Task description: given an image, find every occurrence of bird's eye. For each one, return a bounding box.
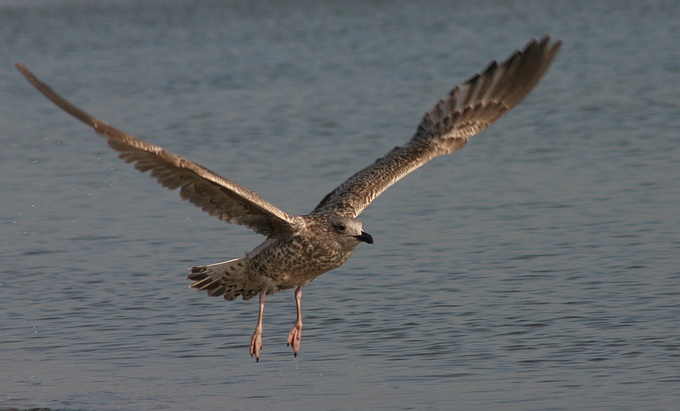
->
[335,224,347,233]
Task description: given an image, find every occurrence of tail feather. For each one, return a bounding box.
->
[188,258,261,301]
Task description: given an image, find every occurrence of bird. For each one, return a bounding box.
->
[15,36,561,361]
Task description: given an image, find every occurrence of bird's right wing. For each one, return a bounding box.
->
[15,63,301,237]
[312,36,561,218]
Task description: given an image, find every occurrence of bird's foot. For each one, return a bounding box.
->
[286,322,303,357]
[250,328,263,362]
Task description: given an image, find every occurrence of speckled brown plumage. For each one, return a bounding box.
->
[15,36,561,361]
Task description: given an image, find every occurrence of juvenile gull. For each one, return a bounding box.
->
[15,36,561,361]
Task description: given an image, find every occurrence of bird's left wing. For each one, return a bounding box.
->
[312,36,561,218]
[15,63,301,237]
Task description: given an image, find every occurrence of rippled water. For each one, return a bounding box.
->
[2,1,680,410]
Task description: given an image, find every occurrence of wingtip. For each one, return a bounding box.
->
[14,62,38,85]
[14,61,27,74]
[538,35,563,51]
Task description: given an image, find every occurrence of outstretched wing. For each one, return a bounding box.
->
[313,36,561,218]
[15,63,300,237]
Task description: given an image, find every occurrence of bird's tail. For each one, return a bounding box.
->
[187,258,260,301]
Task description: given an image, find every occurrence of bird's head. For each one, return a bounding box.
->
[328,215,373,246]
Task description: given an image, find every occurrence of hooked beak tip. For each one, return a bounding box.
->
[355,231,374,244]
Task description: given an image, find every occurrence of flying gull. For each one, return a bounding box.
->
[15,36,561,361]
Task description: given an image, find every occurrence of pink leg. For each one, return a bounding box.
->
[286,286,303,357]
[250,291,266,361]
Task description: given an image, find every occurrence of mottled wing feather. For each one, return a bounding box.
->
[313,36,561,218]
[15,63,300,237]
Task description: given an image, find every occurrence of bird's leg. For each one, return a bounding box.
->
[287,286,303,357]
[250,291,266,361]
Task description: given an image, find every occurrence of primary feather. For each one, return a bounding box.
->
[313,36,561,218]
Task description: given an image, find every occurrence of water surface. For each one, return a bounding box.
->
[2,1,679,410]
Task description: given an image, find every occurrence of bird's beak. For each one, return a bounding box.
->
[355,231,374,244]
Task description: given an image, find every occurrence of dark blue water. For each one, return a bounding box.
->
[2,1,679,410]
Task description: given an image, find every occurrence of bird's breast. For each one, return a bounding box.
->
[249,236,353,287]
